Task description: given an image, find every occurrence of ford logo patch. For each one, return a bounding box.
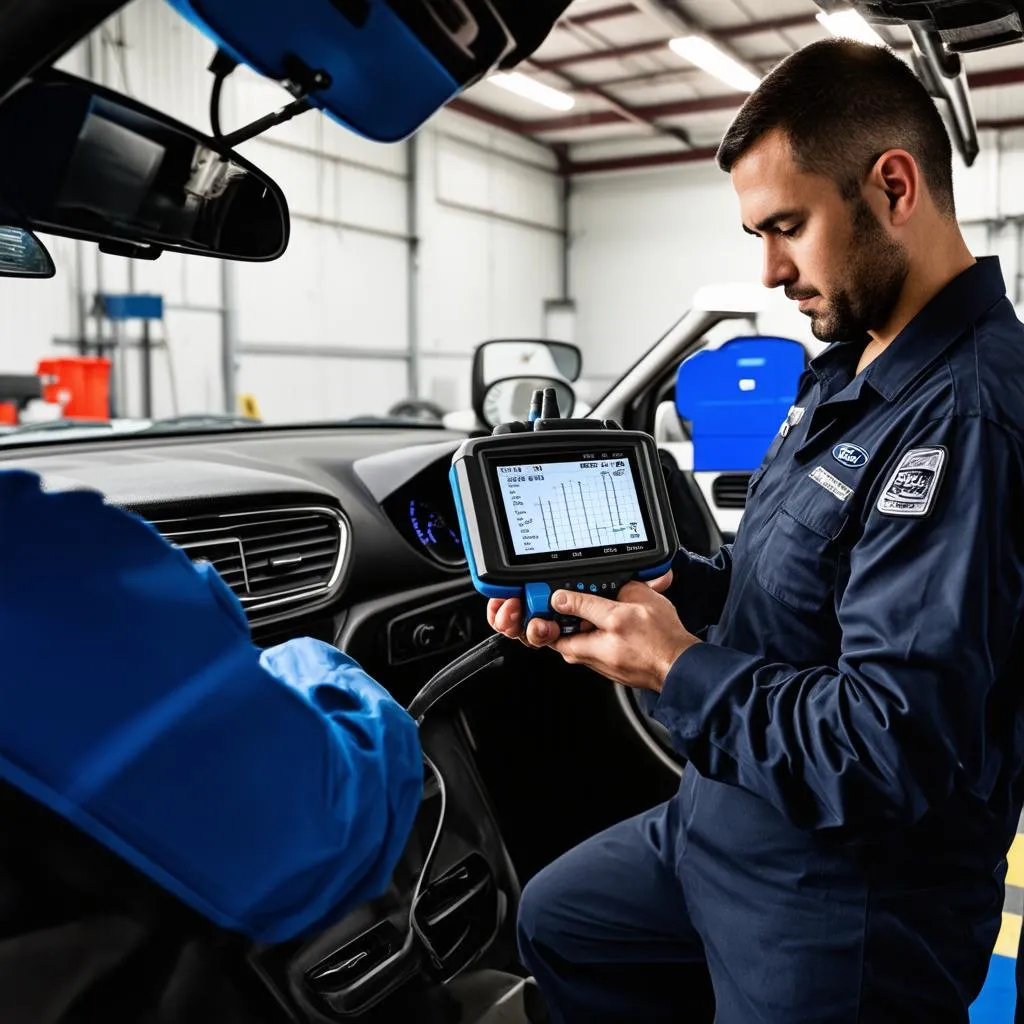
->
[832,443,868,468]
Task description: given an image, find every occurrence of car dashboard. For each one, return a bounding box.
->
[0,425,520,1019]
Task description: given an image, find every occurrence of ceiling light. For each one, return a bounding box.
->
[668,36,761,93]
[487,72,575,112]
[816,9,886,47]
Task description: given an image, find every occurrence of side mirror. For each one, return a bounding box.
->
[0,69,289,262]
[0,227,54,278]
[480,376,575,428]
[471,339,581,426]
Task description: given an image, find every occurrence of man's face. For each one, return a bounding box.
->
[731,129,908,343]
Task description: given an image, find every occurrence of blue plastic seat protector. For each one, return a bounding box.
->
[164,0,460,142]
[0,469,423,944]
[675,336,806,472]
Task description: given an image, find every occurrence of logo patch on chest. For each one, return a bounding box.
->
[876,446,947,517]
[832,442,869,468]
[809,465,853,501]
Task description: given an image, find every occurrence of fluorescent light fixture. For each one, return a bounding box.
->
[816,9,886,47]
[668,36,761,93]
[488,72,575,112]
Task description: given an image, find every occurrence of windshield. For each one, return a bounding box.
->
[0,6,579,446]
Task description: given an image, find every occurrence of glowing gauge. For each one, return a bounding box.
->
[408,499,464,566]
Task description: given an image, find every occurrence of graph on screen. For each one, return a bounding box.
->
[496,459,649,556]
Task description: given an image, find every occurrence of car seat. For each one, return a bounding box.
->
[0,779,540,1023]
[0,779,281,1024]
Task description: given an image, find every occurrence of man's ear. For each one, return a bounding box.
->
[869,149,919,226]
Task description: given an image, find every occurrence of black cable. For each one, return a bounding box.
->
[210,72,225,138]
[207,49,238,140]
[217,98,313,149]
[405,633,512,724]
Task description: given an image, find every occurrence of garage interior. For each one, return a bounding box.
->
[5,0,1022,426]
[3,1,1024,1022]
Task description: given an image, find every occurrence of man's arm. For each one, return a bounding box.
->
[0,470,422,943]
[662,543,734,636]
[653,415,1024,832]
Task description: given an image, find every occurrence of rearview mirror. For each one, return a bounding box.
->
[0,227,54,278]
[481,375,575,428]
[471,339,581,426]
[0,70,288,262]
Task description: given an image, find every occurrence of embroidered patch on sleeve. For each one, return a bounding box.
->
[809,465,853,501]
[876,446,947,518]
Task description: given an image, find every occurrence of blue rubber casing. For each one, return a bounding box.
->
[449,430,678,631]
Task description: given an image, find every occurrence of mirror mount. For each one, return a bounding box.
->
[207,47,327,148]
[98,239,162,260]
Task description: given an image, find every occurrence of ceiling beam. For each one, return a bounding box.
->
[545,9,823,70]
[978,116,1024,131]
[567,109,1024,176]
[716,14,816,39]
[445,97,536,137]
[542,36,669,68]
[967,64,1024,89]
[520,91,742,133]
[520,61,1024,134]
[567,3,636,25]
[632,0,763,98]
[529,57,690,145]
[567,146,719,174]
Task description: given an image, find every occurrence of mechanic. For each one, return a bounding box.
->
[0,469,422,999]
[489,39,1024,1023]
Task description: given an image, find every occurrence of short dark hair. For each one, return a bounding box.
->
[717,39,955,216]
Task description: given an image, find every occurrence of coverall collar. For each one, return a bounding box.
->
[807,256,1007,405]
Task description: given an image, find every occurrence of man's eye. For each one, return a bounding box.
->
[780,225,801,238]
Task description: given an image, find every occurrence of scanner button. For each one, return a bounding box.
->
[576,582,585,591]
[589,584,598,593]
[525,582,552,618]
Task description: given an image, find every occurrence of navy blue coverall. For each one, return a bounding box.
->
[518,257,1024,1023]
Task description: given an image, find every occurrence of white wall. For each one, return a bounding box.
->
[416,115,564,414]
[569,129,1024,381]
[4,0,564,423]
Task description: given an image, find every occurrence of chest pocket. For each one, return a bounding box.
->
[755,478,850,614]
[746,428,790,499]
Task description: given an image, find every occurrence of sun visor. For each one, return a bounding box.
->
[164,0,568,142]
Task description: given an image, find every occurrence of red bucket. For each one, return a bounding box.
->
[36,358,111,420]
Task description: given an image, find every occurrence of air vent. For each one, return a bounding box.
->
[711,473,752,510]
[149,506,349,619]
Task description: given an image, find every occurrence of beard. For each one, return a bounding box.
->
[798,198,909,344]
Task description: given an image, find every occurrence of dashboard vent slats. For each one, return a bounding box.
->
[711,473,752,510]
[148,506,349,621]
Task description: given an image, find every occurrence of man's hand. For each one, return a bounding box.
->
[486,572,698,692]
[487,571,674,642]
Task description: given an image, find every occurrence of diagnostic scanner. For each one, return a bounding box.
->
[450,389,678,635]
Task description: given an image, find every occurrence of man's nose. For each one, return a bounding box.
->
[762,241,796,291]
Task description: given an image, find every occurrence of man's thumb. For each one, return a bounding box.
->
[645,569,673,594]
